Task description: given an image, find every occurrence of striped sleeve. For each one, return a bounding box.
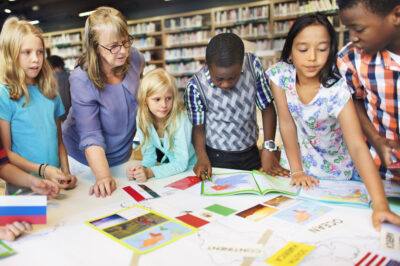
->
[251,54,273,110]
[336,44,365,99]
[184,77,205,125]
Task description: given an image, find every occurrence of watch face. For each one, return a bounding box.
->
[264,141,277,151]
[268,142,276,149]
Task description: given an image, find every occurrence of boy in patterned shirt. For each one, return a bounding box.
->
[185,33,288,180]
[336,0,400,180]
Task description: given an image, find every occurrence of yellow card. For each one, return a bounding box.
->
[265,241,315,266]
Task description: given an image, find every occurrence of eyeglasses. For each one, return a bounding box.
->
[99,36,133,54]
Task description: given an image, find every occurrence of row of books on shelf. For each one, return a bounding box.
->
[215,23,270,38]
[165,47,206,61]
[129,22,158,35]
[51,46,82,58]
[274,20,295,35]
[47,33,81,46]
[175,76,191,89]
[214,5,269,25]
[253,38,284,52]
[132,37,158,49]
[274,0,338,17]
[164,15,206,31]
[165,31,211,46]
[166,61,202,75]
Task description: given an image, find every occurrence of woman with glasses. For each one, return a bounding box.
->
[62,6,144,198]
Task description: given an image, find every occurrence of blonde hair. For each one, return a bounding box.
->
[0,17,58,106]
[79,6,130,89]
[137,68,182,153]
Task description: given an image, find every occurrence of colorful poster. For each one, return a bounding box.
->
[236,204,279,222]
[86,205,197,254]
[264,195,300,209]
[274,201,333,225]
[298,180,370,206]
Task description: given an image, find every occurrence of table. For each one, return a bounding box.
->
[2,160,399,266]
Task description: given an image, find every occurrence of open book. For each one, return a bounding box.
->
[201,171,298,196]
[202,171,400,208]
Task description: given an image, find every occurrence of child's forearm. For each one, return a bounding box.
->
[0,163,38,188]
[5,150,42,176]
[58,142,70,174]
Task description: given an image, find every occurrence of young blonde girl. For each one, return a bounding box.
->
[267,13,400,230]
[126,68,197,182]
[0,17,76,191]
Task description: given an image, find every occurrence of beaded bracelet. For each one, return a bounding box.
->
[40,163,48,178]
[291,170,304,176]
[38,164,44,176]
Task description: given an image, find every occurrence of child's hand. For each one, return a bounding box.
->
[372,204,400,231]
[132,166,148,183]
[0,221,32,241]
[126,167,135,180]
[30,178,60,200]
[194,157,212,181]
[44,166,75,189]
[290,172,319,190]
[374,136,400,176]
[62,174,77,189]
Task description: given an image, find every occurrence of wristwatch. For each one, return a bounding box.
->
[262,140,278,151]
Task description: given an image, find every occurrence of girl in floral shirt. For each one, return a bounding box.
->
[267,13,400,230]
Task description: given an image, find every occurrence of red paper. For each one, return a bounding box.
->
[165,176,201,190]
[123,186,145,202]
[176,214,209,228]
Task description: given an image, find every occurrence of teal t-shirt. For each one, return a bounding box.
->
[0,84,65,170]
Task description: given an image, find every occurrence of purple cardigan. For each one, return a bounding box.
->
[62,49,144,166]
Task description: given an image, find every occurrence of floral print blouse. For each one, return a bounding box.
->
[266,61,354,180]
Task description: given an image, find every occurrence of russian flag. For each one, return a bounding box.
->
[0,196,47,225]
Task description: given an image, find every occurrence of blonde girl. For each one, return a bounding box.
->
[126,68,197,182]
[0,17,76,191]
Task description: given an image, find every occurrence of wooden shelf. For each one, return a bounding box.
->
[147,60,164,65]
[165,57,205,63]
[137,46,164,51]
[165,42,208,49]
[43,0,344,74]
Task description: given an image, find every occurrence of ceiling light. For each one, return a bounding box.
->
[32,5,39,11]
[78,10,94,17]
[29,20,39,25]
[4,9,11,13]
[8,0,16,2]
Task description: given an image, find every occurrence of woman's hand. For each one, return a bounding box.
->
[89,176,116,198]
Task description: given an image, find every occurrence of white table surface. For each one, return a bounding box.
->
[1,160,399,266]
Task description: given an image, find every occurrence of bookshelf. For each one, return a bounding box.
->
[43,28,84,71]
[43,0,346,88]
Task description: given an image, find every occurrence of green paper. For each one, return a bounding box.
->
[0,241,15,258]
[205,204,236,216]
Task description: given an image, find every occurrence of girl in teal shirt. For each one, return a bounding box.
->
[0,17,76,190]
[126,68,196,182]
